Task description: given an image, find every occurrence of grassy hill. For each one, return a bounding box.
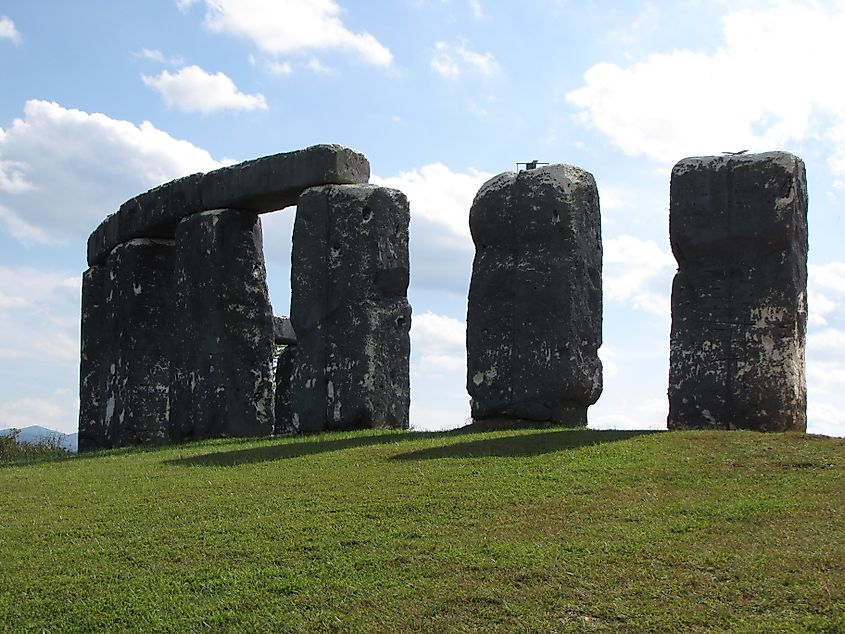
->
[1,427,843,632]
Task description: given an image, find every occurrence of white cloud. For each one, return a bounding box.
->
[142,65,267,113]
[133,48,185,66]
[810,261,845,294]
[0,394,79,434]
[604,235,675,315]
[468,0,485,20]
[411,311,466,379]
[374,163,491,241]
[808,290,838,327]
[180,0,392,67]
[0,16,21,43]
[808,327,845,352]
[807,402,845,438]
[0,267,80,365]
[0,99,226,244]
[567,3,845,172]
[266,60,293,75]
[431,40,498,79]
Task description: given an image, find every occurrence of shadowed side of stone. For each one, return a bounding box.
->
[78,265,110,451]
[668,151,808,432]
[170,209,275,441]
[104,239,175,448]
[274,345,298,434]
[87,144,370,266]
[273,315,297,345]
[466,165,603,426]
[290,184,411,432]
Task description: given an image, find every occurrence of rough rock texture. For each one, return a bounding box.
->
[87,144,370,265]
[104,239,175,447]
[290,184,411,432]
[78,265,110,452]
[170,209,275,441]
[466,165,603,426]
[273,315,297,345]
[668,152,808,432]
[274,345,298,434]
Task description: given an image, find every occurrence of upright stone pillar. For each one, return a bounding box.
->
[466,165,603,426]
[668,152,808,432]
[104,239,175,447]
[272,316,298,435]
[170,209,275,441]
[290,185,411,432]
[78,265,110,451]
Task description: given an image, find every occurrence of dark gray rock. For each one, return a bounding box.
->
[290,184,411,432]
[668,152,808,432]
[466,165,603,426]
[78,264,110,452]
[273,315,297,345]
[273,345,298,434]
[170,209,275,441]
[87,144,370,266]
[103,239,175,447]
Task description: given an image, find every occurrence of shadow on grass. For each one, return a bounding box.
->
[392,429,661,460]
[165,431,423,467]
[167,427,661,467]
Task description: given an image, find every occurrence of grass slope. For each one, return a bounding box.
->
[1,428,843,633]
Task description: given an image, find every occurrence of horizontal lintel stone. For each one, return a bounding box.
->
[87,144,370,266]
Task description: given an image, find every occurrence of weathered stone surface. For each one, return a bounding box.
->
[104,239,175,447]
[78,265,110,452]
[170,209,275,441]
[273,315,297,345]
[668,152,808,432]
[466,165,603,426]
[87,144,370,266]
[273,345,298,434]
[290,184,411,432]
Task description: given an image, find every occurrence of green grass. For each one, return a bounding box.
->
[0,431,70,465]
[1,428,843,633]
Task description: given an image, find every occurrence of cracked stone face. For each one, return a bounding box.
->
[170,209,275,441]
[668,152,808,432]
[289,184,411,432]
[466,164,603,426]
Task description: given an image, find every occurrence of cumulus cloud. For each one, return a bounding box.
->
[142,65,267,113]
[0,100,226,244]
[604,235,675,315]
[0,267,80,364]
[409,311,469,430]
[374,163,490,241]
[133,48,185,66]
[179,0,392,67]
[0,394,79,434]
[431,40,498,79]
[567,3,845,174]
[807,402,845,438]
[0,16,21,43]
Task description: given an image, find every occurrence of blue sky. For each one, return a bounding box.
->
[1,0,844,437]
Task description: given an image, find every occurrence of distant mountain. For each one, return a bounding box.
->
[0,425,78,452]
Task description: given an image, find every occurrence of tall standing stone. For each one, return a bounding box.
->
[104,239,175,447]
[466,165,603,426]
[170,209,275,441]
[78,264,110,451]
[668,152,808,432]
[290,185,411,432]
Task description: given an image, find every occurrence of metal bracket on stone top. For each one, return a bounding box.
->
[516,160,549,172]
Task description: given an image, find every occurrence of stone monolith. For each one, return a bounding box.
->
[78,264,110,451]
[289,184,411,432]
[104,239,175,447]
[170,209,275,441]
[466,165,603,426]
[668,152,808,432]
